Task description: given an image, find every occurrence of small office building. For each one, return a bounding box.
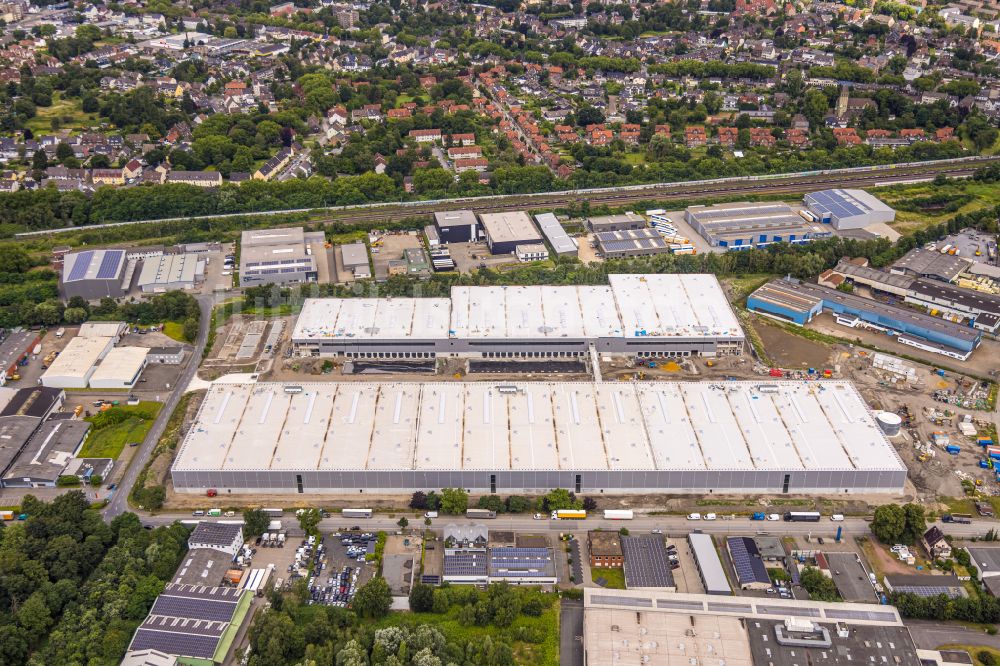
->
[147,347,184,365]
[339,242,371,279]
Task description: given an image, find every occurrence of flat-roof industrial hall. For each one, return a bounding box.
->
[171,380,906,495]
[291,273,745,359]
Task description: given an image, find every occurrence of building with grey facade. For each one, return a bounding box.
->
[291,273,745,359]
[479,211,542,255]
[239,227,321,287]
[171,379,907,495]
[60,249,129,300]
[804,189,896,230]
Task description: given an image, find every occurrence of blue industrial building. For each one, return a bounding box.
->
[748,279,981,358]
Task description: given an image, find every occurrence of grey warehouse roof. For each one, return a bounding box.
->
[534,213,578,255]
[892,248,971,282]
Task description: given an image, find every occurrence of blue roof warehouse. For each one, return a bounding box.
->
[747,279,982,360]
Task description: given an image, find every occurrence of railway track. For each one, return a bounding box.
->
[14,156,995,237]
[314,165,981,224]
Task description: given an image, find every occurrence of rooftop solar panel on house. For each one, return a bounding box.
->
[67,251,94,281]
[727,537,771,587]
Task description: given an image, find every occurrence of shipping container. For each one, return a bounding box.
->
[0,510,13,521]
[603,509,634,520]
[946,445,961,455]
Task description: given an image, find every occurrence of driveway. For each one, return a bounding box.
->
[560,598,584,666]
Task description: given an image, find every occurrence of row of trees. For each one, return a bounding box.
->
[0,493,190,665]
[408,488,598,515]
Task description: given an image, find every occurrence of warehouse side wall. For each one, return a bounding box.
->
[172,468,907,494]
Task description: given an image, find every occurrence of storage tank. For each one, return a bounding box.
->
[876,411,902,437]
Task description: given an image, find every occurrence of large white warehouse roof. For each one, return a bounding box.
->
[173,381,904,475]
[292,274,742,342]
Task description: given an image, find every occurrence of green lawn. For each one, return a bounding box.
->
[80,403,162,459]
[374,602,559,666]
[623,152,647,165]
[161,321,186,342]
[24,92,99,135]
[592,567,626,589]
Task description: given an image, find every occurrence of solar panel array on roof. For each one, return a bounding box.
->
[443,552,487,577]
[823,609,900,622]
[67,251,94,281]
[488,547,553,577]
[621,536,675,589]
[97,250,124,279]
[727,537,771,588]
[128,584,242,660]
[808,190,867,218]
[130,627,222,660]
[888,584,963,599]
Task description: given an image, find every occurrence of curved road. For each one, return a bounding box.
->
[103,295,213,520]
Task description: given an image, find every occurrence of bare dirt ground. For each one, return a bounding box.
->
[755,320,833,369]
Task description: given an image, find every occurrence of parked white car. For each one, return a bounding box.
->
[687,513,702,521]
[767,514,780,521]
[830,514,845,522]
[704,513,717,521]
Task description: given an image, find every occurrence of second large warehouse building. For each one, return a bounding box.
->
[291,273,745,359]
[171,380,907,495]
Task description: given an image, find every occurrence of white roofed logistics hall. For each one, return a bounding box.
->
[291,274,745,358]
[171,380,906,495]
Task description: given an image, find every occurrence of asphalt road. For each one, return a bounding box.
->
[103,294,213,520]
[560,598,584,666]
[135,512,997,541]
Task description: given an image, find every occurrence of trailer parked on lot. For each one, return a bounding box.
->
[603,510,634,520]
[342,508,373,519]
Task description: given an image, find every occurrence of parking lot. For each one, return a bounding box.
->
[295,530,378,608]
[664,535,703,594]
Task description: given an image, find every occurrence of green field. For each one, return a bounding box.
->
[80,403,162,459]
[24,92,100,136]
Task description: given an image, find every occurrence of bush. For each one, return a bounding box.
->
[978,651,997,666]
[56,475,80,487]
